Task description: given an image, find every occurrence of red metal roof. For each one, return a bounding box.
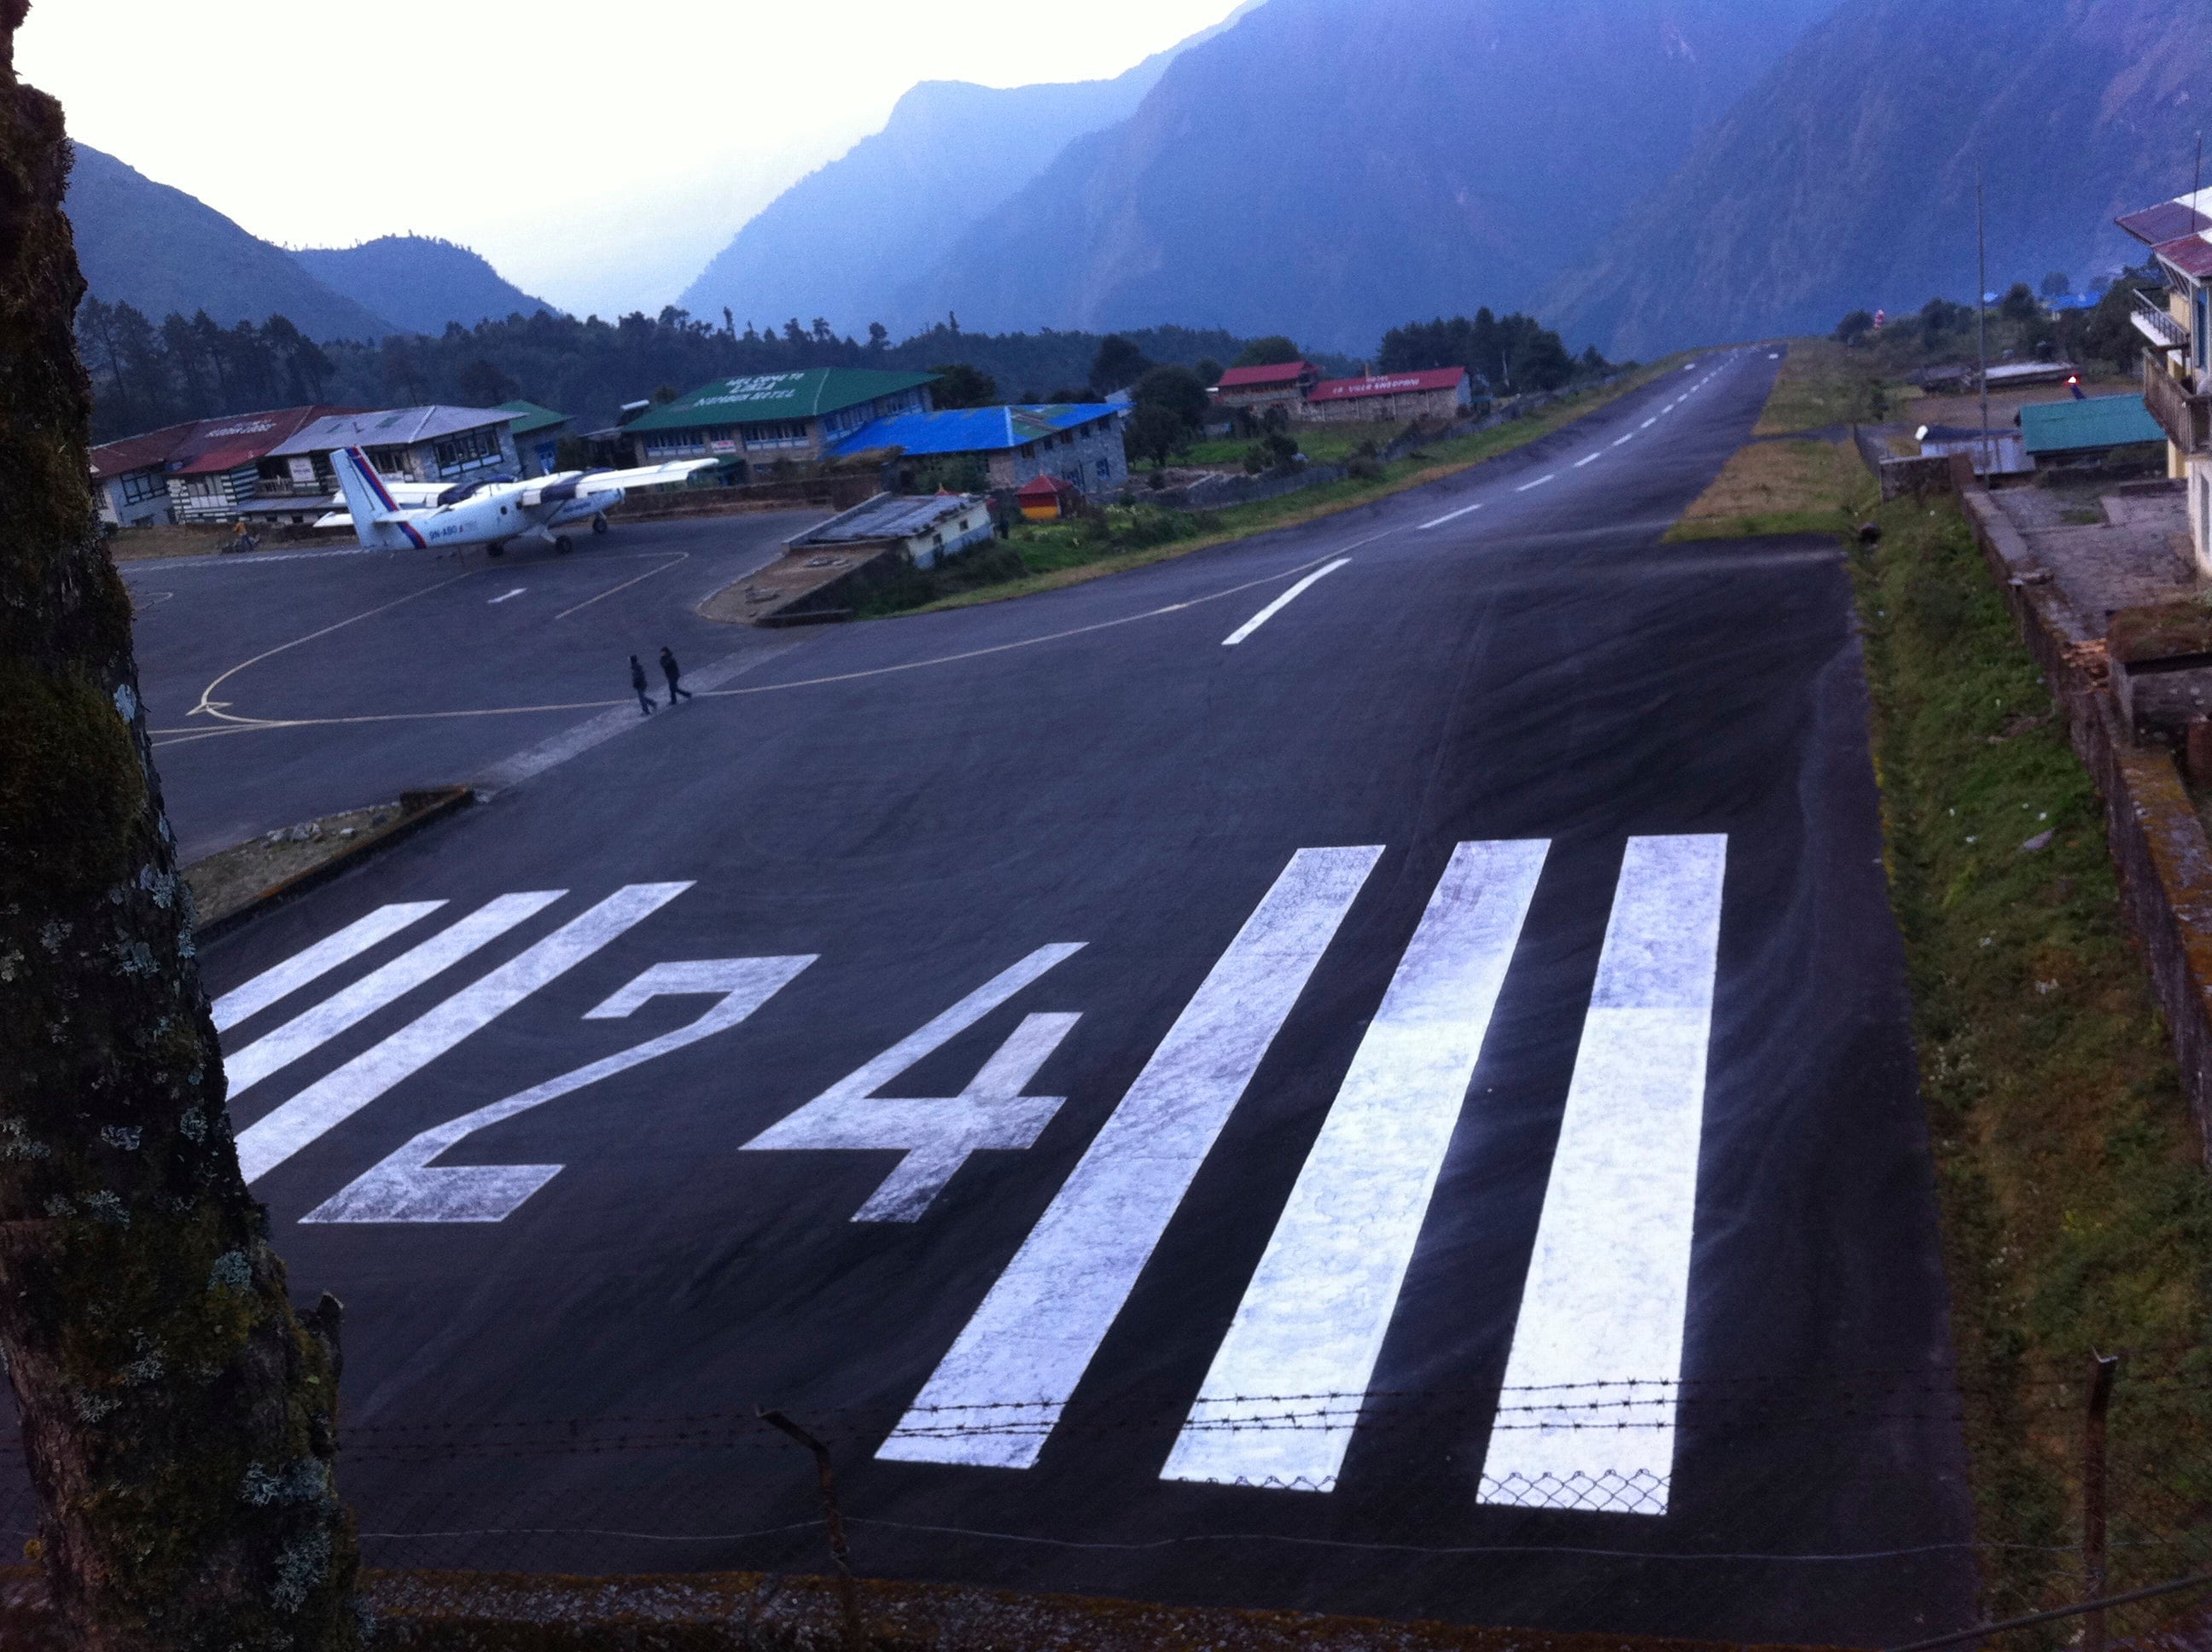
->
[1214,362,1313,390]
[1018,473,1081,499]
[90,405,364,481]
[1308,367,1469,404]
[2155,233,2212,283]
[89,421,201,480]
[2118,201,2212,247]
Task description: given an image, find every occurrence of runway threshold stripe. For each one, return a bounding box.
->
[235,883,690,1184]
[1222,559,1350,646]
[212,903,446,1032]
[1476,835,1727,1520]
[224,893,566,1097]
[877,847,1382,1470]
[1162,841,1549,1493]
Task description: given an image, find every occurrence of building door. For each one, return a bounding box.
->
[2197,285,2210,378]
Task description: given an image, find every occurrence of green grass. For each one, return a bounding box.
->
[1850,493,2212,1628]
[866,364,1685,618]
[1664,509,1855,541]
[1180,421,1402,468]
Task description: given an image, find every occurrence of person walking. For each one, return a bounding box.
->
[630,654,656,715]
[660,646,694,704]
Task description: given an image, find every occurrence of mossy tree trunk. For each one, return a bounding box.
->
[0,6,361,1646]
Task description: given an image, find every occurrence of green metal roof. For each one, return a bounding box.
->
[623,369,937,434]
[2019,394,2166,455]
[498,399,571,438]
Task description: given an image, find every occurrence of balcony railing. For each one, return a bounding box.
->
[2144,358,2211,456]
[2133,287,2191,355]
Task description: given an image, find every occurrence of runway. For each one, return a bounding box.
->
[107,352,1976,1642]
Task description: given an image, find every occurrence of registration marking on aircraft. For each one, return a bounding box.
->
[489,589,527,604]
[1516,474,1557,492]
[878,846,1383,1470]
[1419,502,1487,531]
[1222,559,1352,646]
[1476,834,1728,1519]
[1163,839,1550,1492]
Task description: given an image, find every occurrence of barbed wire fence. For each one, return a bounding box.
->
[0,1352,2203,1644]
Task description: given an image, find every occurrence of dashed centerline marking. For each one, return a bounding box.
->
[1418,502,1486,531]
[1222,558,1352,647]
[1613,433,1636,447]
[1641,418,1658,429]
[1516,474,1557,492]
[489,589,527,605]
[1573,455,1599,468]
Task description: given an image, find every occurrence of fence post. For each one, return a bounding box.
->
[2084,1352,2121,1652]
[760,1409,865,1652]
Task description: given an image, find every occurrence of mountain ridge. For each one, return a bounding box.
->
[292,236,560,335]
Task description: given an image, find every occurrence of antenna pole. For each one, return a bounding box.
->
[1977,163,1991,470]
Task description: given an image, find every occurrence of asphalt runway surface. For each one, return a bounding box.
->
[91,354,1976,1643]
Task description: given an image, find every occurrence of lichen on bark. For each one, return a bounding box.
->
[0,3,362,1646]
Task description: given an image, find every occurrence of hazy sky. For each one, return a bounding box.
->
[19,1,1248,316]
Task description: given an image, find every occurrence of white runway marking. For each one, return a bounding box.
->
[1516,474,1556,492]
[212,903,445,1032]
[878,846,1383,1471]
[1573,454,1600,468]
[1222,559,1351,647]
[303,957,814,1224]
[236,883,690,1183]
[1476,835,1727,1519]
[1163,840,1550,1492]
[1418,502,1486,531]
[224,893,566,1098]
[742,945,1086,1221]
[1642,418,1658,429]
[489,588,527,604]
[1612,433,1635,447]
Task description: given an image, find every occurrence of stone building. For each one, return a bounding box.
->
[830,403,1128,496]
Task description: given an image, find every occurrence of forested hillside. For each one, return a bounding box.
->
[66,145,392,340]
[292,237,558,335]
[1549,0,2212,357]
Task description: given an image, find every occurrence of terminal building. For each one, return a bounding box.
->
[1299,367,1477,424]
[90,404,360,528]
[828,403,1128,497]
[620,369,937,474]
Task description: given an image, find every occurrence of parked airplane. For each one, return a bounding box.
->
[322,446,717,556]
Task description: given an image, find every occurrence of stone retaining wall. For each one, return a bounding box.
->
[1961,487,2212,1155]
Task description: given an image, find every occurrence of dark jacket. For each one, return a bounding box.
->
[630,659,649,690]
[659,649,681,681]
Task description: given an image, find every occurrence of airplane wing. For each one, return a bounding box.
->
[524,459,719,507]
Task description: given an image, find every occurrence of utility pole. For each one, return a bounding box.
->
[1977,162,1992,474]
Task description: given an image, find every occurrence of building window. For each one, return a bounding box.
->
[119,470,166,505]
[1096,458,1111,481]
[644,431,707,458]
[433,427,504,477]
[742,420,811,451]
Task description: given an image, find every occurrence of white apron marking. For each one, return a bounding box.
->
[489,588,527,604]
[1222,559,1351,647]
[1476,835,1727,1518]
[1418,502,1486,531]
[212,903,445,1032]
[1163,840,1550,1492]
[236,883,690,1183]
[302,956,814,1223]
[224,893,565,1097]
[742,945,1086,1221]
[878,846,1383,1470]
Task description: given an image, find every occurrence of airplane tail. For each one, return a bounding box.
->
[330,446,419,548]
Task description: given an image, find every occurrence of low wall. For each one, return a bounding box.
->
[1960,487,2212,1155]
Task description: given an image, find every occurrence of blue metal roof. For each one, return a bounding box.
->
[829,404,1119,460]
[2019,393,2166,455]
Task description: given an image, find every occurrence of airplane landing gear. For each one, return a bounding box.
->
[555,536,575,556]
[591,513,609,535]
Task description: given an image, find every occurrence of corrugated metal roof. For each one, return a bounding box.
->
[1215,362,1313,389]
[827,404,1117,460]
[625,369,937,435]
[498,399,571,437]
[2155,233,2212,283]
[789,491,981,546]
[167,405,365,476]
[1309,367,1468,403]
[2019,394,2167,455]
[270,405,518,457]
[90,419,203,480]
[2118,193,2212,247]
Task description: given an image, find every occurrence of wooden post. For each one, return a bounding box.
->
[2084,1353,2121,1652]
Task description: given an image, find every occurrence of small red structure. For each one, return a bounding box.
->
[1211,361,1319,411]
[1018,474,1083,521]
